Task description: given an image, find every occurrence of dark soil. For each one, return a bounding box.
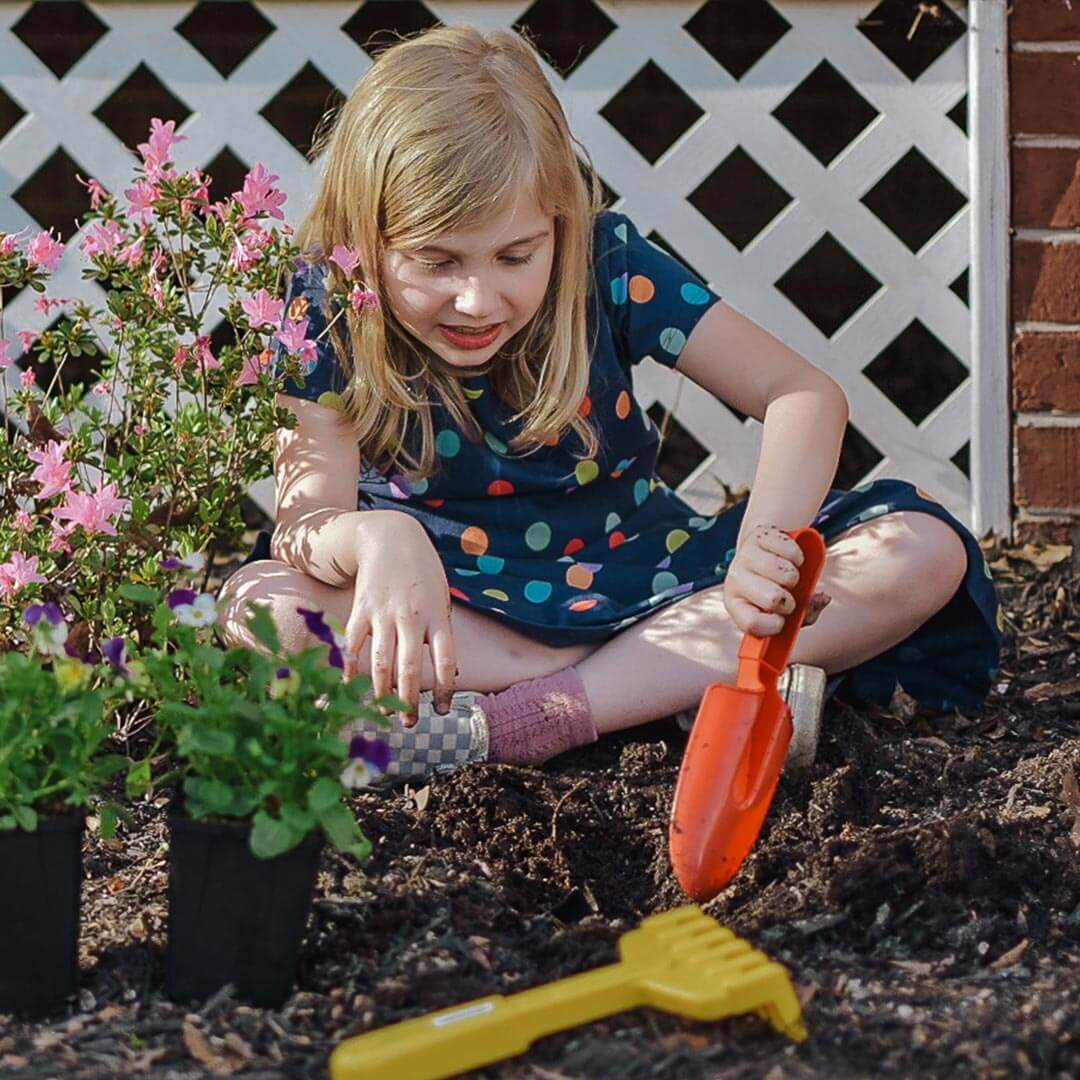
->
[1,534,1078,1079]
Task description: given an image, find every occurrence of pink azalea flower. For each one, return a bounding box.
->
[180,170,211,216]
[349,286,380,314]
[13,510,34,532]
[33,296,67,315]
[0,339,12,370]
[51,480,131,537]
[137,119,185,182]
[0,552,48,597]
[228,226,271,272]
[172,344,189,371]
[16,330,38,352]
[24,229,64,272]
[240,287,284,328]
[124,177,159,221]
[48,520,75,554]
[235,347,273,387]
[75,174,109,209]
[20,369,36,389]
[274,318,318,368]
[330,245,361,276]
[0,229,28,256]
[80,219,127,259]
[133,422,149,436]
[235,163,286,222]
[27,439,73,500]
[194,335,221,372]
[116,235,145,267]
[92,380,113,397]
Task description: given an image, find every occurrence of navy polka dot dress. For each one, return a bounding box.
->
[255,210,1002,713]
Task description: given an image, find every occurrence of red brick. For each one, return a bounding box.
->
[1014,424,1080,506]
[1011,147,1080,227]
[1010,0,1080,41]
[1010,53,1080,135]
[1012,239,1080,322]
[1014,514,1080,544]
[1013,332,1080,410]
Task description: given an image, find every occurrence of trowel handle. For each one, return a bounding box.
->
[736,528,826,690]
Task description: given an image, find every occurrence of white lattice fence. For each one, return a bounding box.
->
[0,0,1009,535]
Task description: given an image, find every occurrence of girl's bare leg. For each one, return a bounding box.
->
[574,511,970,735]
[217,559,602,694]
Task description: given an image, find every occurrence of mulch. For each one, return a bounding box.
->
[1,534,1077,1079]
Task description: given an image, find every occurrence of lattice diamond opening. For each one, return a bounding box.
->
[951,443,969,479]
[950,269,969,307]
[689,148,793,252]
[260,62,343,158]
[683,0,792,81]
[773,61,880,168]
[342,1,441,58]
[858,0,966,81]
[93,64,191,156]
[0,87,26,143]
[600,61,704,165]
[861,146,967,254]
[776,235,883,339]
[835,423,885,491]
[203,147,251,207]
[12,1,108,80]
[862,321,968,426]
[175,1,275,78]
[648,403,711,491]
[948,94,967,134]
[514,0,616,79]
[13,147,93,242]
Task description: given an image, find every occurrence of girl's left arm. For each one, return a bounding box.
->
[675,299,849,546]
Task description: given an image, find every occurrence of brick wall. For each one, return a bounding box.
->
[1009,1,1080,543]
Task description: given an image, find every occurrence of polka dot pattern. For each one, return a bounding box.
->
[268,214,1000,717]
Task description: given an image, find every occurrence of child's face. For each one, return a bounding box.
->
[381,189,555,371]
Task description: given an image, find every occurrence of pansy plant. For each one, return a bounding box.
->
[120,560,402,860]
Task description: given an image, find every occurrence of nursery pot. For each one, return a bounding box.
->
[166,798,324,1009]
[0,812,84,1017]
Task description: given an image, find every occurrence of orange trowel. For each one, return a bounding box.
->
[670,527,826,902]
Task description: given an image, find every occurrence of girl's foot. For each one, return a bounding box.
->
[673,662,827,777]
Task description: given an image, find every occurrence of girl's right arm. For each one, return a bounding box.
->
[271,394,457,718]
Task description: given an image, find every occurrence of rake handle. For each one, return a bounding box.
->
[328,961,643,1080]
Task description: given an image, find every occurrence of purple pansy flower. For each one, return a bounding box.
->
[296,606,344,669]
[349,734,392,771]
[102,636,130,674]
[167,587,198,610]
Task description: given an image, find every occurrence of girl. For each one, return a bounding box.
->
[218,25,1002,785]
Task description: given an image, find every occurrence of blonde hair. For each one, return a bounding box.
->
[294,24,605,480]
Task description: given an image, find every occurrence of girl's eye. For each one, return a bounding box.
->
[415,253,535,274]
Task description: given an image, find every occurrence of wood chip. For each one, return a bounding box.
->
[890,959,934,976]
[1062,769,1080,849]
[990,939,1030,970]
[1023,678,1080,703]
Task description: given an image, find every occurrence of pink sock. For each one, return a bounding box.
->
[480,666,598,766]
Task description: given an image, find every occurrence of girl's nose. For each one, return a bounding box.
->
[453,277,495,319]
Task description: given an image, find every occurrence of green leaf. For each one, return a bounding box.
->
[178,726,235,756]
[307,777,342,816]
[245,603,281,654]
[185,777,234,815]
[126,758,152,798]
[279,803,315,835]
[12,804,37,831]
[99,803,118,840]
[118,583,161,605]
[317,803,362,854]
[250,810,298,860]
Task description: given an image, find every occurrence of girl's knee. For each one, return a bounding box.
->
[896,512,968,611]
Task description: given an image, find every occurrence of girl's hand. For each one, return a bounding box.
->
[723,523,831,637]
[342,513,456,726]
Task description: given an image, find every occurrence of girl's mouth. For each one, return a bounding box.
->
[438,323,503,350]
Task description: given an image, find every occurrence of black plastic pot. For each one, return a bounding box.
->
[166,799,323,1008]
[0,812,84,1017]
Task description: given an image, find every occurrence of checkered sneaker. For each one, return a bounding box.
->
[674,663,827,777]
[341,690,489,787]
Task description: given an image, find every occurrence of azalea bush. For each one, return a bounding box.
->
[120,565,400,860]
[0,116,375,655]
[0,602,135,835]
